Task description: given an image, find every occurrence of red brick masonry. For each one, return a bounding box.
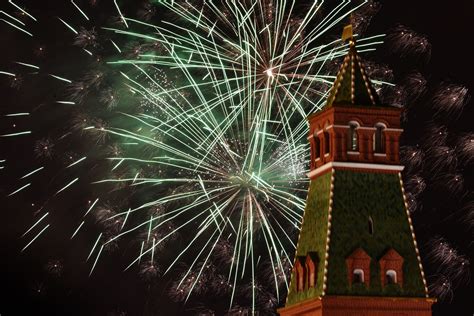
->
[345,248,372,287]
[308,106,403,170]
[278,295,434,316]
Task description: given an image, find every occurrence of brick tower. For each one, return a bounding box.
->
[278,26,435,316]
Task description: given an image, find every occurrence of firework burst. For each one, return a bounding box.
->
[1,0,388,313]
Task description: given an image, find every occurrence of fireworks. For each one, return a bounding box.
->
[425,237,470,302]
[389,26,472,304]
[432,83,470,120]
[94,13,384,310]
[386,25,432,62]
[34,138,55,159]
[2,0,471,314]
[1,0,388,312]
[45,259,64,277]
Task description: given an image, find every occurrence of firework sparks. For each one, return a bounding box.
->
[1,0,389,313]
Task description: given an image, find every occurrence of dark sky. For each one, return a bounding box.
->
[1,0,473,315]
[376,0,474,86]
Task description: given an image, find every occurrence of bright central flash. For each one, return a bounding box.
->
[265,68,274,78]
[230,174,254,188]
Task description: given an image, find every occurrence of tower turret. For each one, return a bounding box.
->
[279,26,435,316]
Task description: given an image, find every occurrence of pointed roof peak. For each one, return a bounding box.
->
[380,248,404,261]
[325,25,381,108]
[347,247,371,260]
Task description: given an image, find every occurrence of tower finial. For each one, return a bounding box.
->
[341,24,353,43]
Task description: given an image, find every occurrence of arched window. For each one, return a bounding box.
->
[306,260,315,288]
[323,131,330,155]
[379,249,404,287]
[348,121,359,151]
[368,216,374,235]
[305,253,318,289]
[346,248,371,286]
[386,270,397,284]
[353,269,364,284]
[374,123,386,154]
[314,133,321,159]
[295,257,306,292]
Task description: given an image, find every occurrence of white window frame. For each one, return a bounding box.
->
[348,121,360,152]
[353,268,365,283]
[373,122,387,154]
[386,269,397,284]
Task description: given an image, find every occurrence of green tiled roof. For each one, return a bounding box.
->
[286,172,332,305]
[325,171,426,297]
[286,170,426,306]
[325,41,381,108]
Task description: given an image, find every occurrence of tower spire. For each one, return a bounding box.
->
[325,24,380,108]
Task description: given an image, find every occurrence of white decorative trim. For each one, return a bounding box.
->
[355,54,377,105]
[399,173,430,297]
[307,163,333,178]
[307,162,404,178]
[309,128,333,136]
[374,153,387,157]
[287,175,310,303]
[333,125,403,133]
[324,153,330,157]
[348,120,360,127]
[286,168,335,302]
[385,128,404,132]
[347,151,360,155]
[322,169,335,296]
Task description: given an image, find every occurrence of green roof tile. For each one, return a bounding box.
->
[286,171,426,307]
[325,42,381,108]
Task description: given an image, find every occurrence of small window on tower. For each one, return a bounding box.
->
[314,135,321,159]
[295,257,306,292]
[379,249,404,287]
[368,216,374,235]
[324,131,330,155]
[348,122,359,151]
[353,269,364,284]
[305,252,318,289]
[374,123,386,154]
[386,270,397,284]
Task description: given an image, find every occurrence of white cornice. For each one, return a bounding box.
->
[307,161,404,178]
[307,162,333,178]
[385,128,404,132]
[332,124,403,133]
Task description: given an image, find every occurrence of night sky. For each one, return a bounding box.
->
[1,0,473,315]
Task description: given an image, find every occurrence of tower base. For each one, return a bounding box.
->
[278,296,434,316]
